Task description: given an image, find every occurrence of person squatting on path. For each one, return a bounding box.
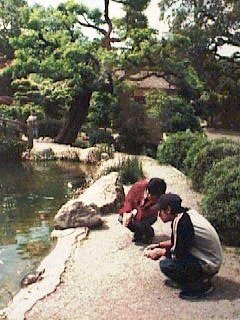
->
[145,193,223,300]
[118,178,167,244]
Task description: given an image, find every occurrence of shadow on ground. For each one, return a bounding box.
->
[209,276,240,301]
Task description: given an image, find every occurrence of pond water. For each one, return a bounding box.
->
[0,161,95,308]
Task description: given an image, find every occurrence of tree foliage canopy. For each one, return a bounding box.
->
[159,0,240,127]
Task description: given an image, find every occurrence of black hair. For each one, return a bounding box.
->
[147,178,166,197]
[158,193,189,214]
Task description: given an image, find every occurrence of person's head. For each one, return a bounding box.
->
[147,178,166,200]
[157,193,184,223]
[30,109,36,115]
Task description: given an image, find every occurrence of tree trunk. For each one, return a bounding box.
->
[55,91,92,145]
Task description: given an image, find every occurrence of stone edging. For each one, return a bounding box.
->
[0,228,88,320]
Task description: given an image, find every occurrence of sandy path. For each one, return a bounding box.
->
[25,158,240,320]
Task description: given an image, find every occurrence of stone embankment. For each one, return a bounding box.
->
[1,152,240,320]
[25,140,105,163]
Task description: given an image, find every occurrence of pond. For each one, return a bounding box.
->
[0,161,95,308]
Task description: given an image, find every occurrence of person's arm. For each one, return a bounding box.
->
[145,239,172,251]
[144,247,166,260]
[141,202,160,218]
[119,184,138,214]
[122,209,137,227]
[171,214,194,259]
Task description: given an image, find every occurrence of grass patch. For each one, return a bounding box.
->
[104,157,144,185]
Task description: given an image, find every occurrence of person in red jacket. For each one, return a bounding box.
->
[119,178,167,244]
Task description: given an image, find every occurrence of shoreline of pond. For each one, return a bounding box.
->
[0,160,97,311]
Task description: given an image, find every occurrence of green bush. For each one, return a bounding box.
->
[116,126,148,154]
[190,139,240,191]
[88,129,114,147]
[73,138,89,149]
[104,157,144,185]
[201,155,240,246]
[38,119,63,138]
[156,132,206,170]
[0,139,27,161]
[184,136,208,174]
[146,93,202,133]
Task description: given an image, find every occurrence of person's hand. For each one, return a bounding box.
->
[159,239,172,248]
[144,248,166,260]
[122,212,133,227]
[145,243,160,251]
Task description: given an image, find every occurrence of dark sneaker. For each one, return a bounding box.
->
[179,283,214,300]
[142,227,154,244]
[132,234,143,243]
[164,279,180,289]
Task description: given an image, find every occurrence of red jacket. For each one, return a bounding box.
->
[119,179,159,221]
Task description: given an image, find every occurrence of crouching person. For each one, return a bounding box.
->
[145,193,222,299]
[119,178,166,244]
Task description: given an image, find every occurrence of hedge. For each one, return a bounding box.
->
[156,132,206,170]
[201,155,240,246]
[183,136,208,174]
[189,139,240,191]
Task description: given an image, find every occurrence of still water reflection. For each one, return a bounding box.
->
[0,161,95,308]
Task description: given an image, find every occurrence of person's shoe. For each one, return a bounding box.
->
[132,234,143,243]
[164,279,180,289]
[179,283,214,300]
[142,227,154,244]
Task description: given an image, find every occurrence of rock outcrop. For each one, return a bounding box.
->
[29,142,102,163]
[78,172,125,214]
[54,172,125,230]
[54,201,103,230]
[30,147,55,160]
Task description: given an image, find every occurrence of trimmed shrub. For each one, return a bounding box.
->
[156,132,206,170]
[104,157,144,185]
[190,139,240,191]
[184,136,208,174]
[201,155,240,246]
[38,119,63,138]
[0,139,27,161]
[146,93,202,133]
[117,125,148,154]
[88,129,114,147]
[73,138,89,149]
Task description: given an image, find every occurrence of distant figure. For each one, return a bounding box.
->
[26,109,39,139]
[26,109,38,148]
[145,193,223,300]
[119,178,167,244]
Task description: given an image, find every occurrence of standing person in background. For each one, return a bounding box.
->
[119,178,167,244]
[145,193,223,299]
[26,109,39,139]
[26,109,39,148]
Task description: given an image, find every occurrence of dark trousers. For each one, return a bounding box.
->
[160,255,214,291]
[118,215,157,239]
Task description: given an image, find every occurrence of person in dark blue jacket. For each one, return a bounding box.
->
[145,193,222,299]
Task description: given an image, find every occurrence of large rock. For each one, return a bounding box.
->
[54,201,102,230]
[30,147,56,161]
[54,172,125,230]
[76,147,100,164]
[78,171,125,214]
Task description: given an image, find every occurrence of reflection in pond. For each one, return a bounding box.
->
[0,161,95,308]
[16,221,51,259]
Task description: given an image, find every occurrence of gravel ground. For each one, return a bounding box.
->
[25,157,240,320]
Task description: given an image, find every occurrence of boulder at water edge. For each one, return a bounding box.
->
[54,200,102,229]
[54,172,125,229]
[78,171,125,214]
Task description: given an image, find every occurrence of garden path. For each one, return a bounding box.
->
[24,154,240,320]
